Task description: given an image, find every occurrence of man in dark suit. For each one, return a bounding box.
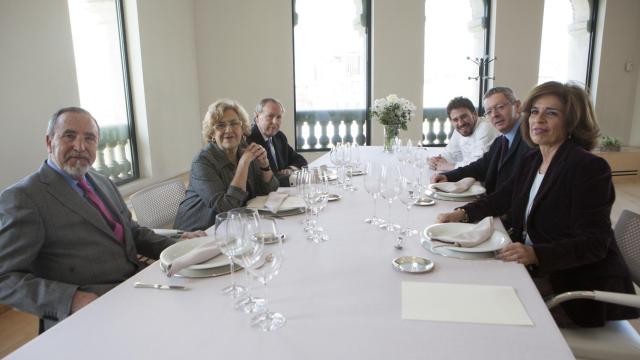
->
[432,87,531,194]
[247,98,307,187]
[0,107,201,331]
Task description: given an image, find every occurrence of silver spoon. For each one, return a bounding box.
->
[394,236,404,250]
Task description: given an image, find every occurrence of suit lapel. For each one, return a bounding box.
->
[39,164,119,242]
[527,141,570,219]
[85,173,126,227]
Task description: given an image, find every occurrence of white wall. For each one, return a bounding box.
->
[490,0,545,100]
[0,0,202,194]
[595,0,640,144]
[0,0,80,189]
[372,0,425,144]
[119,0,202,195]
[632,65,640,145]
[193,0,295,141]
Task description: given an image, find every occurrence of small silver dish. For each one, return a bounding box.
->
[392,256,434,273]
[415,197,436,206]
[255,232,286,244]
[327,193,341,201]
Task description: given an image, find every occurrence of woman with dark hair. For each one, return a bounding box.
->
[174,99,278,231]
[437,81,638,327]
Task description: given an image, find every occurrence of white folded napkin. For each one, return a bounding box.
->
[263,192,288,213]
[431,217,494,248]
[246,194,306,212]
[165,236,221,277]
[152,228,181,237]
[432,177,476,193]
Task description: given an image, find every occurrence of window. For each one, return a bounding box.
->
[292,0,371,150]
[538,0,598,87]
[422,0,490,145]
[68,0,138,184]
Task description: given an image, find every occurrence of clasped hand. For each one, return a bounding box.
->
[240,143,269,168]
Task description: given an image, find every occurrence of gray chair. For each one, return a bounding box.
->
[546,209,640,359]
[129,178,186,230]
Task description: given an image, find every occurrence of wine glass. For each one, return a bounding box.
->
[214,212,246,297]
[310,168,330,242]
[298,168,317,233]
[363,161,384,225]
[246,219,286,331]
[329,143,345,186]
[300,168,329,242]
[379,165,401,232]
[230,208,264,313]
[398,176,420,236]
[351,142,361,170]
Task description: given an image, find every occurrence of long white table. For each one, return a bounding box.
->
[7,147,573,359]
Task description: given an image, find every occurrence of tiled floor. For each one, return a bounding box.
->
[1,177,640,358]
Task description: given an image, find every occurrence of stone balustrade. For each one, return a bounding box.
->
[92,124,135,183]
[294,108,454,150]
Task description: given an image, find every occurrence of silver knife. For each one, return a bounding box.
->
[134,281,187,290]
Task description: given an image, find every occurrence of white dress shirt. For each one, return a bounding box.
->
[440,118,499,168]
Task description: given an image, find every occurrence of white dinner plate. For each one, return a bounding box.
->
[428,183,486,198]
[247,195,306,214]
[423,223,509,253]
[160,237,229,271]
[159,261,231,278]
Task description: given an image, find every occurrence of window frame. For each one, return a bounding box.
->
[291,0,372,152]
[113,0,139,185]
[584,0,599,89]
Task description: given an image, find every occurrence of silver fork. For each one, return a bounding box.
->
[134,282,187,290]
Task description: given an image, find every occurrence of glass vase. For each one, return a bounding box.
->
[383,125,400,153]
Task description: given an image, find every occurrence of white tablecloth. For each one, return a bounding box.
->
[7,147,573,360]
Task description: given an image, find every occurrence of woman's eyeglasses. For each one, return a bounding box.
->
[214,121,242,131]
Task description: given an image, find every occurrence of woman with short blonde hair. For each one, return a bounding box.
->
[175,99,278,231]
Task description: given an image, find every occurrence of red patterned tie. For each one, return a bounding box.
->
[77,178,124,243]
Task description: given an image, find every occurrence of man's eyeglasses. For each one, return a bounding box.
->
[214,121,242,131]
[484,102,511,117]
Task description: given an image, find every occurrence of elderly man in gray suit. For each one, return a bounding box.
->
[0,107,201,331]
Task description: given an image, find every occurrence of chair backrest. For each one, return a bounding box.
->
[614,209,640,285]
[129,179,186,229]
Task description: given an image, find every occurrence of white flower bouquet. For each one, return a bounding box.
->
[370,94,416,130]
[369,94,416,151]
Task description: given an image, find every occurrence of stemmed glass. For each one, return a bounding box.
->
[351,142,361,170]
[341,143,357,191]
[329,144,345,186]
[379,165,401,232]
[245,218,286,331]
[230,208,265,313]
[395,139,410,164]
[398,176,420,236]
[403,139,414,166]
[214,212,246,297]
[363,161,384,225]
[300,168,329,242]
